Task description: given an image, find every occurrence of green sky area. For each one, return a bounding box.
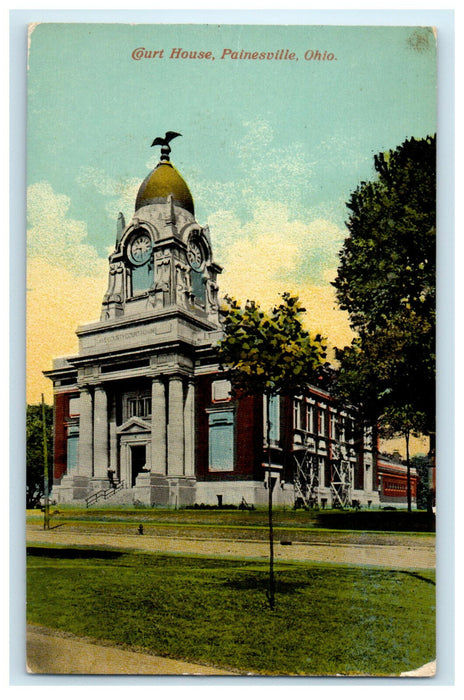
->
[28,23,436,276]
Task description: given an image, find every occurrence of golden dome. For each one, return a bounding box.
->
[135,161,194,214]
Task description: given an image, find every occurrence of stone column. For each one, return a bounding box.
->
[108,392,118,478]
[121,442,131,486]
[184,380,195,476]
[77,387,93,477]
[93,386,108,477]
[168,376,184,475]
[151,378,167,474]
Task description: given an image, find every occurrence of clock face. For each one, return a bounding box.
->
[129,233,152,265]
[187,240,204,271]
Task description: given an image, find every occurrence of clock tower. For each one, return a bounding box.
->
[100,144,221,325]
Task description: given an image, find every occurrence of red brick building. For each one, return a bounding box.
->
[377,452,419,508]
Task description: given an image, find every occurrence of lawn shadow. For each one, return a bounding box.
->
[223,575,308,595]
[398,570,436,586]
[26,546,125,560]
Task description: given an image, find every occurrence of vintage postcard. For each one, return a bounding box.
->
[26,22,437,677]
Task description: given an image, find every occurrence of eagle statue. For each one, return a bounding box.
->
[151,131,182,161]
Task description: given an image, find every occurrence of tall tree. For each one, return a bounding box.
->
[335,135,435,337]
[26,403,53,509]
[218,293,327,609]
[333,135,436,508]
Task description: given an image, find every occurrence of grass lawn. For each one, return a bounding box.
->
[27,505,435,531]
[27,545,435,676]
[27,507,436,546]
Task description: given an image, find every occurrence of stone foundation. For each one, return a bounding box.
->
[133,473,197,507]
[52,475,382,509]
[195,479,295,508]
[52,474,91,503]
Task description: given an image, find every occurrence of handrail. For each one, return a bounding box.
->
[85,480,126,507]
[85,489,106,507]
[104,480,125,500]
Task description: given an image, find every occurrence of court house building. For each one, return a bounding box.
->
[45,142,415,509]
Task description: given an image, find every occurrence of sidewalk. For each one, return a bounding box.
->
[27,625,237,676]
[27,625,435,677]
[26,525,436,569]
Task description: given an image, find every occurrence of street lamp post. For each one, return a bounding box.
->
[41,394,50,531]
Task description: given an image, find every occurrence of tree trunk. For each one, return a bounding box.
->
[371,421,379,497]
[406,429,411,513]
[266,391,275,610]
[427,431,436,514]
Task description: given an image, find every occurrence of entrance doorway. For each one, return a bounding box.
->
[130,444,146,486]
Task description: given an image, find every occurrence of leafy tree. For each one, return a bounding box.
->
[335,337,382,423]
[335,135,435,338]
[333,136,436,508]
[26,403,53,509]
[218,293,327,609]
[410,454,432,511]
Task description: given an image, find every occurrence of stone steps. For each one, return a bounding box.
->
[90,486,135,506]
[108,487,135,505]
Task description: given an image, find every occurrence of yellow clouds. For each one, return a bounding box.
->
[214,202,354,350]
[219,228,298,303]
[295,284,353,351]
[27,182,108,403]
[221,256,353,352]
[27,259,107,403]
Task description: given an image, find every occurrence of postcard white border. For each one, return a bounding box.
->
[9,7,456,691]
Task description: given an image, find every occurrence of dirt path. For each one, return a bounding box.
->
[26,525,435,569]
[27,625,236,675]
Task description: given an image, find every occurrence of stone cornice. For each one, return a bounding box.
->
[77,305,219,336]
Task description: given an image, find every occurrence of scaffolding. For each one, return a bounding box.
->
[293,448,319,508]
[293,442,353,509]
[329,459,352,508]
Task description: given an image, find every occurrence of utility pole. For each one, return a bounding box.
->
[405,429,411,513]
[266,391,276,610]
[41,394,50,530]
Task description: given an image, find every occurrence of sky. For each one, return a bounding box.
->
[26,22,436,452]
